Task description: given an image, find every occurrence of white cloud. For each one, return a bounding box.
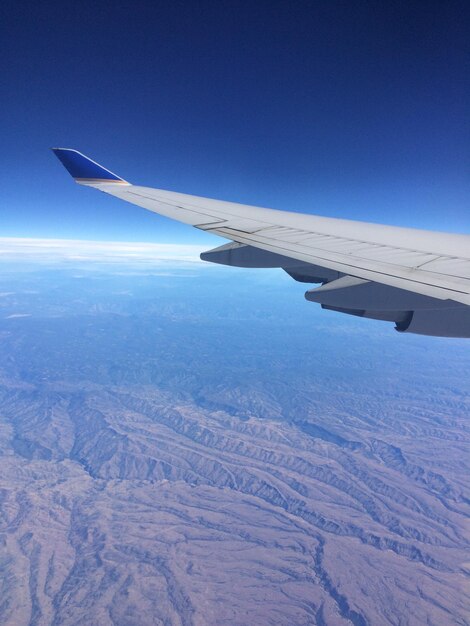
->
[0,237,206,267]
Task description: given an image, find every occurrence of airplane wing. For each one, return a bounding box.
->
[52,148,470,338]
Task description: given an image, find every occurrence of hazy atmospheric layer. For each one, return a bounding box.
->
[0,238,469,626]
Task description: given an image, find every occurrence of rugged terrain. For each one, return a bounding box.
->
[0,239,469,625]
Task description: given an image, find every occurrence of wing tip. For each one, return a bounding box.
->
[52,147,128,184]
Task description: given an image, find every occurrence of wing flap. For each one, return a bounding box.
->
[212,226,470,305]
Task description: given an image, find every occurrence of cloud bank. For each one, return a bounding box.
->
[0,237,205,268]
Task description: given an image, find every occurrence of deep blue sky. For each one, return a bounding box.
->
[1,0,469,242]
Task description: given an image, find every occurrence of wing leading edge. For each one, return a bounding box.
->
[53,148,470,338]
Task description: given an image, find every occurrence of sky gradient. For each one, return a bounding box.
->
[1,0,469,242]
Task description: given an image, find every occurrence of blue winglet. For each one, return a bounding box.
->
[52,148,128,183]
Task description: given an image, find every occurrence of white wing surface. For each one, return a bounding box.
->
[53,148,470,338]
